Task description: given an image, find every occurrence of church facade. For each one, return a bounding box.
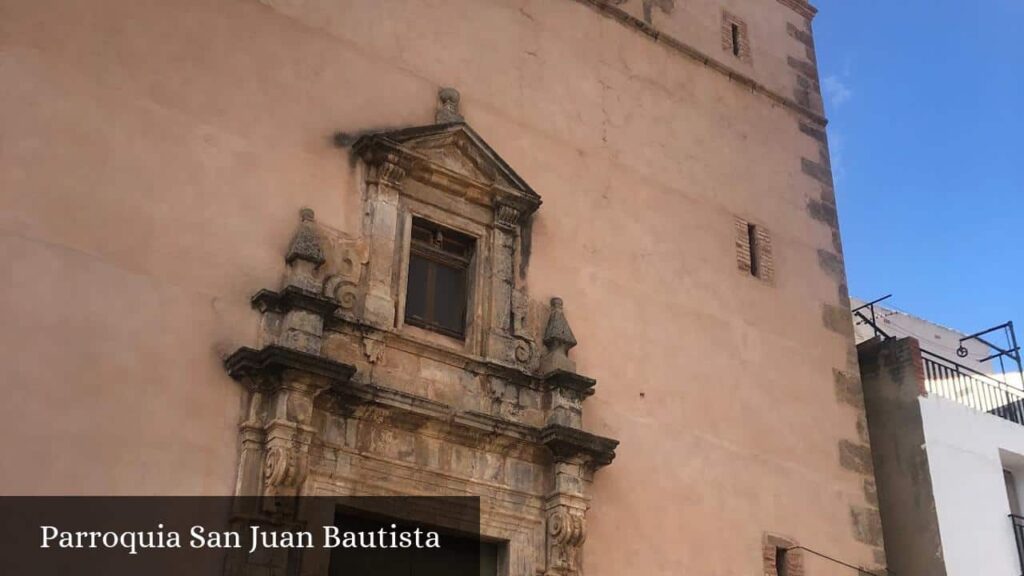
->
[1,0,883,574]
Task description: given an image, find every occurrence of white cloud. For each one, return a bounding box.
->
[822,75,853,108]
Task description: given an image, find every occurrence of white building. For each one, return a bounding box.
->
[855,301,1024,576]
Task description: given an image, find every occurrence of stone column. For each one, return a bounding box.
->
[544,461,589,576]
[260,369,330,501]
[225,346,355,504]
[487,203,523,362]
[234,390,267,497]
[362,154,406,330]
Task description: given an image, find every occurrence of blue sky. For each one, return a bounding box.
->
[814,0,1023,333]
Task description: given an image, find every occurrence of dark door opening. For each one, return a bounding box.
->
[328,508,499,576]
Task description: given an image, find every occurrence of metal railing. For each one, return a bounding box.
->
[1011,514,1024,576]
[855,296,1024,426]
[922,349,1024,425]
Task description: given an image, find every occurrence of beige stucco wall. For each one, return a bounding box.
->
[0,0,878,573]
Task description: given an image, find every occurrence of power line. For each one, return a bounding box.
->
[786,545,894,576]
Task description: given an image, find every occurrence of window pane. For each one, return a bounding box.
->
[433,263,466,335]
[406,218,473,339]
[405,254,429,322]
[441,234,471,259]
[411,222,434,244]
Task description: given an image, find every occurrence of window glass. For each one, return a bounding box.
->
[434,264,466,335]
[405,254,430,323]
[405,219,473,339]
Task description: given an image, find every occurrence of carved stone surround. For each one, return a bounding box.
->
[223,90,619,576]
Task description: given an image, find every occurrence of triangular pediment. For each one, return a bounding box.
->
[352,123,540,205]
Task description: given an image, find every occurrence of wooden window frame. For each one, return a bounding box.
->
[404,218,475,340]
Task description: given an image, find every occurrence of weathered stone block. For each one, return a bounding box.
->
[864,478,878,507]
[833,369,864,408]
[509,459,539,493]
[839,439,873,474]
[823,303,854,336]
[801,156,833,187]
[320,414,347,447]
[362,291,396,330]
[850,505,884,546]
[414,435,441,470]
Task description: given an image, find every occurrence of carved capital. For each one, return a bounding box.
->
[376,155,407,189]
[495,203,521,230]
[546,507,587,576]
[263,445,308,496]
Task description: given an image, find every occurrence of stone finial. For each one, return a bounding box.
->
[436,87,463,123]
[540,297,578,375]
[285,208,325,267]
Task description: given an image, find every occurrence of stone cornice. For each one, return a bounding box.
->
[572,0,827,127]
[541,424,619,468]
[320,377,619,467]
[224,345,616,464]
[249,286,546,393]
[776,0,817,20]
[351,122,543,220]
[251,286,340,317]
[224,345,357,386]
[544,369,597,398]
[326,378,542,445]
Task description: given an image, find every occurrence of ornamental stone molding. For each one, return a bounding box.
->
[222,90,618,576]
